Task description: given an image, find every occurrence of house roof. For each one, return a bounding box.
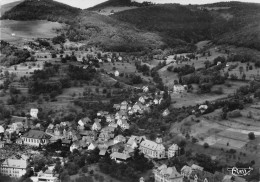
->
[191,164,204,171]
[22,130,51,139]
[156,165,182,179]
[0,125,4,133]
[61,139,71,144]
[140,139,165,151]
[1,159,27,169]
[92,121,101,129]
[168,144,179,151]
[110,152,130,160]
[114,135,126,142]
[99,149,107,156]
[79,130,96,137]
[101,126,115,133]
[190,169,216,182]
[127,136,146,145]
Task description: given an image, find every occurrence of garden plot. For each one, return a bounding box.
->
[3,61,44,78]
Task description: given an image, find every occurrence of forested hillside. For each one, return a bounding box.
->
[112,2,260,50]
[112,5,214,47]
[63,10,165,52]
[209,2,260,50]
[0,0,23,17]
[1,0,81,23]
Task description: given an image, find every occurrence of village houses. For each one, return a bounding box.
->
[167,144,179,158]
[0,158,27,178]
[154,164,183,182]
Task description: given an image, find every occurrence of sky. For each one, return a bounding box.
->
[1,0,259,9]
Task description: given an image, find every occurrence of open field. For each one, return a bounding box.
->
[224,62,260,81]
[0,20,64,42]
[0,60,44,78]
[170,108,260,168]
[170,81,248,108]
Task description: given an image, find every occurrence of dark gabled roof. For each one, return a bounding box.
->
[22,130,51,139]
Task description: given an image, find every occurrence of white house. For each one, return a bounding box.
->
[30,108,39,118]
[154,164,183,182]
[126,136,143,149]
[6,122,23,134]
[0,141,5,148]
[0,158,27,178]
[114,135,126,144]
[139,138,165,159]
[173,85,186,94]
[199,105,208,113]
[118,56,123,61]
[167,144,179,158]
[92,121,101,131]
[120,120,130,130]
[88,142,97,150]
[0,125,5,134]
[139,96,146,104]
[70,142,80,152]
[110,152,130,163]
[142,86,149,92]
[163,109,170,117]
[114,70,120,77]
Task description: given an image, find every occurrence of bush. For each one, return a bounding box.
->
[230,74,238,80]
[203,143,209,148]
[248,132,255,140]
[192,137,198,143]
[213,87,223,95]
[228,110,242,118]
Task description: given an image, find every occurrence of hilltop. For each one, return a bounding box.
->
[87,0,133,11]
[63,10,164,51]
[0,0,24,17]
[1,0,81,23]
[87,0,152,11]
[111,2,260,50]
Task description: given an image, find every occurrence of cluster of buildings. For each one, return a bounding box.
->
[0,86,179,179]
[153,164,247,182]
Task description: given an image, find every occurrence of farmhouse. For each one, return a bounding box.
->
[20,130,51,146]
[167,144,179,158]
[126,135,146,149]
[153,164,183,182]
[142,86,149,92]
[114,70,120,77]
[163,109,170,117]
[30,108,39,118]
[173,85,187,94]
[92,121,101,131]
[0,158,27,178]
[139,138,165,159]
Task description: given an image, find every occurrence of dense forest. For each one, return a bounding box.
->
[113,5,214,46]
[112,2,260,50]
